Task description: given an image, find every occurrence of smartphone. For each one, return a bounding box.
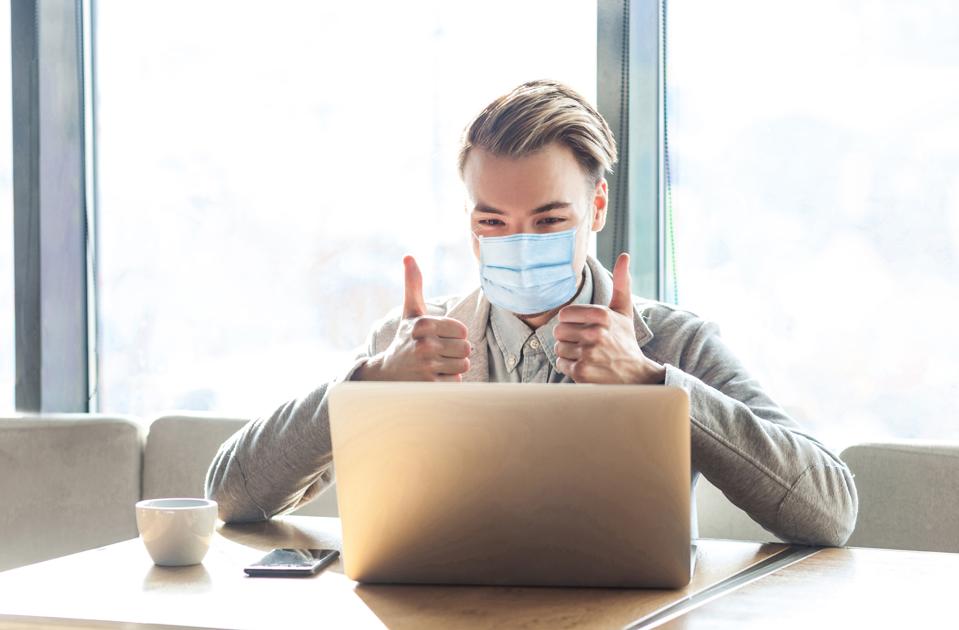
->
[243,548,339,577]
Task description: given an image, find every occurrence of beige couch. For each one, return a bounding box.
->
[2,414,956,572]
[0,414,336,572]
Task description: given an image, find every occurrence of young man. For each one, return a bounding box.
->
[206,80,857,546]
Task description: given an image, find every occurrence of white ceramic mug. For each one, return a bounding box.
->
[135,498,218,566]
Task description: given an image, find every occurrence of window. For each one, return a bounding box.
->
[667,2,959,446]
[95,0,597,415]
[0,0,14,412]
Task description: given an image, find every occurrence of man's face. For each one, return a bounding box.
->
[462,142,608,281]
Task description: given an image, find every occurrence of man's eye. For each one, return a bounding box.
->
[479,219,505,226]
[538,217,566,225]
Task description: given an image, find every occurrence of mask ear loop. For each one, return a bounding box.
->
[567,207,595,281]
[576,207,592,235]
[466,206,486,243]
[469,225,486,248]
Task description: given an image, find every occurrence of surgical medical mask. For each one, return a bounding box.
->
[476,224,582,315]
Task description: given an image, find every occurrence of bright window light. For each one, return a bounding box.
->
[667,1,959,446]
[95,0,597,415]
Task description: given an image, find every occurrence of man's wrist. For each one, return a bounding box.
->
[650,361,667,384]
[634,357,666,385]
[352,355,385,382]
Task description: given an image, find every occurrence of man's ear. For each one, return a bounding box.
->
[591,178,609,231]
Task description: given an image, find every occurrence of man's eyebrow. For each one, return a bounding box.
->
[473,201,572,215]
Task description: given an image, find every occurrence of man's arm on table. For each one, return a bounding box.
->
[647,307,859,547]
[204,348,368,523]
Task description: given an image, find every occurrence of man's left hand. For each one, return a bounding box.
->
[554,253,666,385]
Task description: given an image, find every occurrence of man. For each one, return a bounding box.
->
[206,80,857,546]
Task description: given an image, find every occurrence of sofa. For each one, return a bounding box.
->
[0,414,334,572]
[2,413,957,572]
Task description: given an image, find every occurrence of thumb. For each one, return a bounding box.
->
[402,255,427,319]
[609,252,633,316]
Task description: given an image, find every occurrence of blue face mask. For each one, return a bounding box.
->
[477,227,579,315]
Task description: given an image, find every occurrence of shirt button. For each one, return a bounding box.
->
[506,354,516,368]
[529,338,541,350]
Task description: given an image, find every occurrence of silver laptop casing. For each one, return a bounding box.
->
[329,382,691,588]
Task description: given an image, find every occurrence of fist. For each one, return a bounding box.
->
[355,256,471,382]
[553,253,665,385]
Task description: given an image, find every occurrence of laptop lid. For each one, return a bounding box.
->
[329,382,691,588]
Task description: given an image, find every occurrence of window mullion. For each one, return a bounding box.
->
[12,0,90,412]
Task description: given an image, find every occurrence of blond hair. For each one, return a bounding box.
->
[458,79,617,183]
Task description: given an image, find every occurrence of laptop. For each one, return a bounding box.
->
[328,382,691,588]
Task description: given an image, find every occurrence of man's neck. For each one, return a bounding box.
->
[517,308,562,331]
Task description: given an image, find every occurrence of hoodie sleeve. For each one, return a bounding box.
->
[203,313,401,523]
[646,309,858,546]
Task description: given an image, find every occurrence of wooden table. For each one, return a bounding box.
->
[0,517,953,629]
[0,516,785,629]
[661,546,959,628]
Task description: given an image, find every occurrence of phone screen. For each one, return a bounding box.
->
[244,548,339,577]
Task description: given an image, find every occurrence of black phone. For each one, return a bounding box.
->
[243,548,339,577]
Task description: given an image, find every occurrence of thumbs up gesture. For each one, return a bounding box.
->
[354,256,472,382]
[554,253,666,385]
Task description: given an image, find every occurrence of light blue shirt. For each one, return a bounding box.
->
[486,269,593,383]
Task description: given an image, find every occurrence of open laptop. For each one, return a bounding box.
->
[328,382,691,588]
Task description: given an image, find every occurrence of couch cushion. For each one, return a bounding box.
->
[142,415,248,501]
[0,415,142,571]
[142,415,338,517]
[841,442,959,552]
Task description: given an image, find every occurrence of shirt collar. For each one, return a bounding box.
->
[488,268,594,373]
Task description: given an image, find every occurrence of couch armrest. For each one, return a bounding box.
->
[841,441,959,552]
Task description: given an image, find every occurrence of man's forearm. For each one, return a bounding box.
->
[205,355,370,522]
[204,383,336,522]
[668,365,858,546]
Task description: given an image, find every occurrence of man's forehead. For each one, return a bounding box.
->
[464,145,589,213]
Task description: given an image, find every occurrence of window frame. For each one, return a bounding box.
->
[597,0,665,301]
[11,0,92,412]
[9,0,664,412]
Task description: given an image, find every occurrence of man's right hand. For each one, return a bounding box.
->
[353,256,471,382]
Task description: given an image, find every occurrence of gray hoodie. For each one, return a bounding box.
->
[206,256,858,546]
